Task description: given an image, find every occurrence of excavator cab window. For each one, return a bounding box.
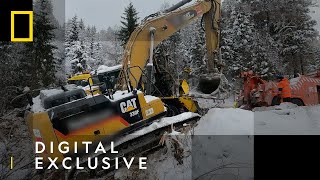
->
[98,70,121,90]
[80,80,89,87]
[68,79,89,87]
[91,76,100,85]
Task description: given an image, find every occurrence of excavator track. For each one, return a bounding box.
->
[66,113,200,179]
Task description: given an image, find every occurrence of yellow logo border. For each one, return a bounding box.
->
[11,11,33,42]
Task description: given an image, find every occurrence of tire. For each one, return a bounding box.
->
[291,98,304,106]
[271,96,281,106]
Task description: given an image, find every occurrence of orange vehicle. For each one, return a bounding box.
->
[237,71,320,109]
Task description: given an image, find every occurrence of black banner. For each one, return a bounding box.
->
[0,0,33,42]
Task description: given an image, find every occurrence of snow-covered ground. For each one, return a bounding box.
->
[196,103,320,135]
[254,103,320,135]
[3,96,320,179]
[113,103,320,180]
[196,108,254,135]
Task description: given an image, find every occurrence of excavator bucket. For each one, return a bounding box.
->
[198,74,221,94]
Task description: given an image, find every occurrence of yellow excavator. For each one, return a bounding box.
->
[26,0,222,178]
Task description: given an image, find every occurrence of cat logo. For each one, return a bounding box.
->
[120,98,137,113]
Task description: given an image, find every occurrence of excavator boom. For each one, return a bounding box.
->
[119,0,222,93]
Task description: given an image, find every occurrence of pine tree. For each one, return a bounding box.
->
[103,26,124,65]
[0,42,19,87]
[65,16,88,74]
[317,38,320,70]
[308,37,320,71]
[66,16,79,43]
[250,0,318,75]
[188,20,206,80]
[222,6,256,76]
[20,0,56,88]
[86,26,104,70]
[0,42,23,113]
[117,3,139,46]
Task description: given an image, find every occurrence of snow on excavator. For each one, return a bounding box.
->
[26,0,224,178]
[237,70,320,109]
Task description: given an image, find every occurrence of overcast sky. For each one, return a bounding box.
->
[58,0,182,30]
[310,6,320,32]
[52,0,319,31]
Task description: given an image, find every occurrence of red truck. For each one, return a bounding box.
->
[237,71,320,109]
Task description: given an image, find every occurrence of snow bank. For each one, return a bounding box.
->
[254,104,320,135]
[195,108,254,135]
[195,103,320,135]
[253,102,298,112]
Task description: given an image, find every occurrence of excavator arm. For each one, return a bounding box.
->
[119,0,221,92]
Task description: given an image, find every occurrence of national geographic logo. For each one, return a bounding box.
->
[0,0,33,42]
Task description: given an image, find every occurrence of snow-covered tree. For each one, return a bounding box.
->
[249,0,318,75]
[0,42,19,87]
[307,37,320,71]
[221,0,319,78]
[86,26,103,70]
[65,16,88,74]
[102,27,124,65]
[221,4,258,76]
